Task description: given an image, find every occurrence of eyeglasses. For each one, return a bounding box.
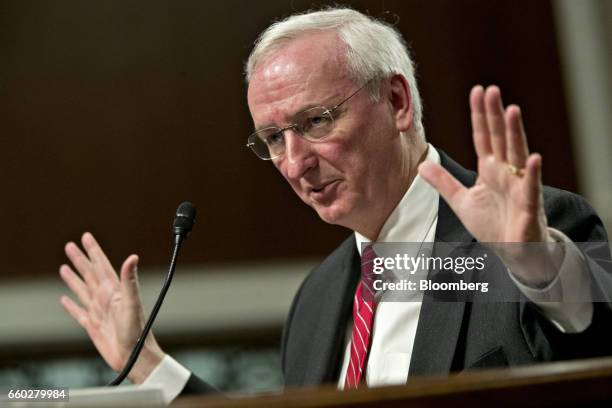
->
[246,82,369,160]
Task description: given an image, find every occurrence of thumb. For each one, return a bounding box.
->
[418,161,465,206]
[120,254,141,299]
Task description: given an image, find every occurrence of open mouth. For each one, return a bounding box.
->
[310,180,340,199]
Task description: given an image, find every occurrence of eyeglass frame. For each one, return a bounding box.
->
[246,80,371,160]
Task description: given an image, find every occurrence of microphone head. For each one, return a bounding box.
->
[173,202,196,237]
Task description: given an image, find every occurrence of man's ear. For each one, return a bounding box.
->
[387,74,413,132]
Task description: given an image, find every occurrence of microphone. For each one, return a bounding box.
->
[173,201,196,242]
[108,202,196,386]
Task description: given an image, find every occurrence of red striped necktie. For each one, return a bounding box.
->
[344,245,377,389]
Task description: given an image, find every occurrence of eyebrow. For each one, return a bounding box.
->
[253,93,343,132]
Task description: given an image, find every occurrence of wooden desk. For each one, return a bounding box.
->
[172,356,612,407]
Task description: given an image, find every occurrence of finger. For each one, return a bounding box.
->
[484,85,507,162]
[81,232,119,282]
[419,161,466,207]
[59,264,91,308]
[505,105,529,168]
[524,153,542,210]
[60,295,89,328]
[65,241,97,286]
[470,85,492,158]
[120,255,141,306]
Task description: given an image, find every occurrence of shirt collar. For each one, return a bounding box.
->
[355,144,440,255]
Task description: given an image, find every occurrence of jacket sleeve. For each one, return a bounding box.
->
[520,188,612,360]
[180,373,220,396]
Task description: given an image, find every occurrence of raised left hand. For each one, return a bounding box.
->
[419,85,559,285]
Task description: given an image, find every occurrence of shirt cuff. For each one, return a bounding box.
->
[509,227,593,333]
[141,355,191,405]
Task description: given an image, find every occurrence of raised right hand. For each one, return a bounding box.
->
[59,232,165,383]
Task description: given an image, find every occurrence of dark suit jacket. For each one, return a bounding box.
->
[184,151,612,393]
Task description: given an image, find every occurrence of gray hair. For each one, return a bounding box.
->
[245,7,424,137]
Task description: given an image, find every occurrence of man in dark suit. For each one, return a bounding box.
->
[59,7,611,403]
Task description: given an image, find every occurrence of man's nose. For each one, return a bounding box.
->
[283,130,317,180]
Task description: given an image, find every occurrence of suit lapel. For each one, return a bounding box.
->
[295,237,361,385]
[408,150,477,377]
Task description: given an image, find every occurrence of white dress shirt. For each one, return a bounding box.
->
[144,144,593,402]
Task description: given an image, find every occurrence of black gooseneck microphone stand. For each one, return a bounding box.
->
[108,202,196,386]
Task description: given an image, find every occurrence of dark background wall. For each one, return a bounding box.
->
[0,0,575,281]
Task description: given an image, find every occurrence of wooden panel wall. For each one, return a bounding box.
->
[0,0,575,280]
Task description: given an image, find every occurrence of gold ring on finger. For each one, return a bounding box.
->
[507,164,525,177]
